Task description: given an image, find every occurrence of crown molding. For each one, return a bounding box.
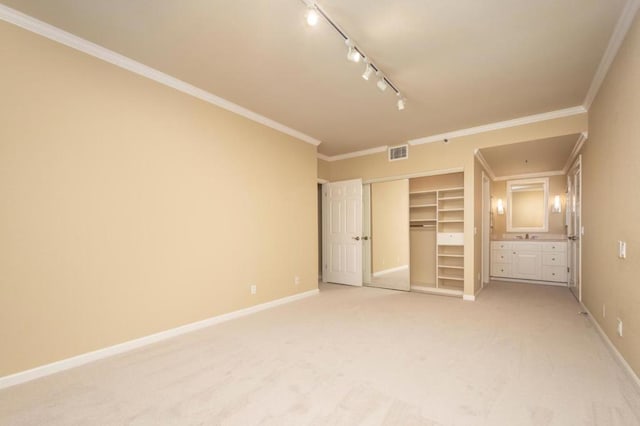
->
[583,0,640,109]
[0,4,321,147]
[408,106,587,146]
[317,145,388,162]
[474,149,497,181]
[319,105,587,161]
[563,132,588,174]
[493,170,565,182]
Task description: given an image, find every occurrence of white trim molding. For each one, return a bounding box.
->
[408,106,587,146]
[583,0,640,108]
[563,132,588,174]
[0,4,321,147]
[318,145,388,162]
[493,170,565,182]
[474,149,497,181]
[463,294,476,302]
[317,105,587,161]
[581,303,640,391]
[0,289,319,390]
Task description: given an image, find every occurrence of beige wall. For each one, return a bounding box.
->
[371,180,409,273]
[491,175,567,237]
[0,22,318,376]
[582,12,640,377]
[324,114,587,296]
[317,159,331,181]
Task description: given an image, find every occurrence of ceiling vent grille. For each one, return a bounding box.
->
[388,144,408,161]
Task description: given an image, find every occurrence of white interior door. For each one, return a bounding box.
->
[362,184,372,284]
[568,156,582,301]
[322,179,363,286]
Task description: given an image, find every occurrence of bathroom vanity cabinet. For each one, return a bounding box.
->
[490,240,567,285]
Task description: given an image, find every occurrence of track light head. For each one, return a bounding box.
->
[345,39,361,63]
[362,63,374,80]
[376,73,388,91]
[305,7,319,26]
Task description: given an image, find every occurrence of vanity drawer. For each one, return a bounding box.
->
[491,263,512,277]
[542,242,567,252]
[437,232,464,246]
[543,252,566,266]
[491,241,512,250]
[492,250,512,264]
[542,266,567,282]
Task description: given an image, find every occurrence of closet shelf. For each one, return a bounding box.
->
[438,196,464,201]
[438,275,464,281]
[438,219,464,223]
[438,265,464,269]
[409,190,437,195]
[410,204,437,208]
[437,254,464,258]
[438,186,464,192]
[438,208,464,212]
[410,219,436,223]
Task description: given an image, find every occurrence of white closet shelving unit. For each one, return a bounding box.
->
[436,187,464,294]
[409,173,464,297]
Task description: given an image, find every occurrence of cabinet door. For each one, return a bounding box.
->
[513,251,542,280]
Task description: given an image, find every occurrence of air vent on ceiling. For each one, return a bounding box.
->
[388,144,408,161]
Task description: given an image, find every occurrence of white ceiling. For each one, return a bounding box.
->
[0,0,629,155]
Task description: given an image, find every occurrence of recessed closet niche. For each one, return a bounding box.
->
[409,172,464,296]
[363,171,465,296]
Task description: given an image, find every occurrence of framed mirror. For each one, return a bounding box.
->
[506,177,549,232]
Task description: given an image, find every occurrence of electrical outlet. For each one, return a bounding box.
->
[294,276,301,286]
[602,304,606,318]
[250,284,256,295]
[617,318,623,337]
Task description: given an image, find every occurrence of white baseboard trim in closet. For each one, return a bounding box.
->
[0,288,319,390]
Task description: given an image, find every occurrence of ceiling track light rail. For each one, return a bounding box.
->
[302,0,405,110]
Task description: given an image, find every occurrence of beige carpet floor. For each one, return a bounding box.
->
[1,282,640,425]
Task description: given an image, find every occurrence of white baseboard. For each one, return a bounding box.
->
[581,303,640,391]
[0,288,319,390]
[463,294,476,301]
[491,277,568,287]
[372,265,409,277]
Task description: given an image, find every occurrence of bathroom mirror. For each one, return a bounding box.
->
[506,177,549,232]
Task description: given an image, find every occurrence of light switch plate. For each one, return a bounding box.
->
[618,241,627,259]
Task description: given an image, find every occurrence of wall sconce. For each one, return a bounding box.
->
[496,198,505,215]
[552,195,562,213]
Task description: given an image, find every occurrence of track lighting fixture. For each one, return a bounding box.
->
[345,39,361,63]
[301,0,406,110]
[362,62,374,80]
[376,73,388,92]
[305,7,319,26]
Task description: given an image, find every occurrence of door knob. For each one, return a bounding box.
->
[362,236,369,240]
[352,236,360,241]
